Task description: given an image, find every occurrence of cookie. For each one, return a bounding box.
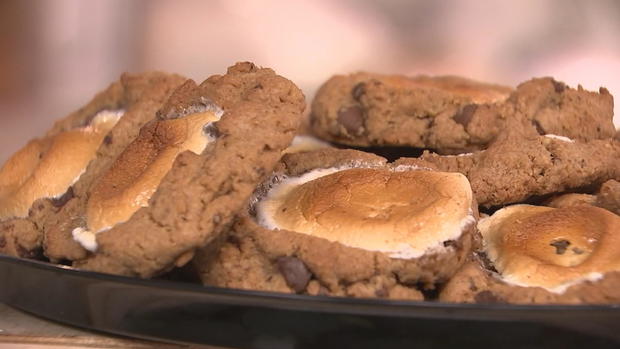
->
[396,124,620,207]
[597,180,620,215]
[545,180,620,215]
[0,72,185,259]
[439,205,620,304]
[64,62,305,277]
[310,73,614,153]
[194,148,477,299]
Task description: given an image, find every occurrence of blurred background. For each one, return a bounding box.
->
[1,0,619,164]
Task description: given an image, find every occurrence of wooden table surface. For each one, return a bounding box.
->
[0,303,224,349]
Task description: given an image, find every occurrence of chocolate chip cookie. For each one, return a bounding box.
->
[396,122,620,207]
[310,73,614,154]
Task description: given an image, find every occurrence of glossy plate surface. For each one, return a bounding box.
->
[1,254,619,348]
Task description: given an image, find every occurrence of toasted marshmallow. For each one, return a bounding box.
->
[282,135,331,154]
[544,134,574,143]
[83,110,221,237]
[0,110,123,220]
[256,167,474,259]
[480,204,620,293]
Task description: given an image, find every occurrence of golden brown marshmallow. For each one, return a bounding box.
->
[256,167,474,259]
[480,205,620,292]
[85,111,220,233]
[0,110,122,220]
[282,135,331,154]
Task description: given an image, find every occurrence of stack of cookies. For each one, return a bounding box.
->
[1,64,618,305]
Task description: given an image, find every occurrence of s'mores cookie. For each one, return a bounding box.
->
[310,73,614,154]
[0,72,186,259]
[62,62,305,277]
[195,148,477,299]
[440,205,620,304]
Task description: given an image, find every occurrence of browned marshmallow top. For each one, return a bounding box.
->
[256,167,474,259]
[85,111,220,233]
[481,205,620,292]
[0,110,122,220]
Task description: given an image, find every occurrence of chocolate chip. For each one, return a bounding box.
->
[50,187,74,208]
[103,134,113,145]
[351,82,366,100]
[443,240,457,248]
[572,247,584,255]
[375,288,388,298]
[318,285,330,296]
[550,239,570,255]
[474,290,502,304]
[475,251,498,273]
[225,235,242,250]
[532,120,545,135]
[453,104,478,127]
[552,80,565,93]
[203,122,220,139]
[0,235,6,249]
[337,106,365,135]
[277,256,312,293]
[16,245,38,259]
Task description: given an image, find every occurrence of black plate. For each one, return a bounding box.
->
[1,254,619,349]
